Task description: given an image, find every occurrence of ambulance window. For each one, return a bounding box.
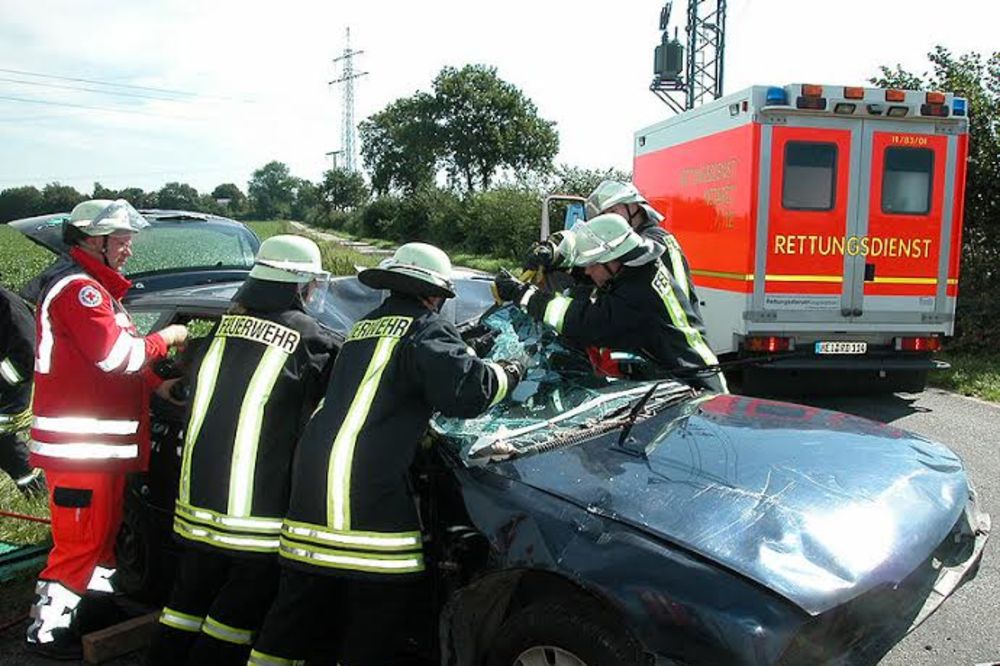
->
[881,147,933,215]
[782,142,837,211]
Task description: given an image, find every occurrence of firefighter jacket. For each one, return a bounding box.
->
[174,292,337,556]
[631,220,704,320]
[519,257,721,385]
[0,285,34,432]
[29,247,168,473]
[278,294,511,579]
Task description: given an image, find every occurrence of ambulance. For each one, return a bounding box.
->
[633,83,968,393]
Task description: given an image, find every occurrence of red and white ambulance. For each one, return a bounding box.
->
[633,84,968,392]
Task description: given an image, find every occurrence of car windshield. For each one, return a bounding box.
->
[432,306,694,463]
[125,223,258,276]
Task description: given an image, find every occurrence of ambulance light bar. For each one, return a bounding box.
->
[745,336,792,353]
[953,98,967,116]
[887,106,909,118]
[843,86,865,100]
[885,89,907,102]
[895,336,942,352]
[766,87,788,105]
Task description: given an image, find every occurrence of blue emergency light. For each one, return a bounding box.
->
[766,87,788,106]
[953,98,967,116]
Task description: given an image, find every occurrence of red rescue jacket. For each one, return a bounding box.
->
[29,247,167,473]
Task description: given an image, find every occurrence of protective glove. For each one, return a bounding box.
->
[461,324,498,357]
[523,232,570,271]
[493,269,530,304]
[496,358,526,393]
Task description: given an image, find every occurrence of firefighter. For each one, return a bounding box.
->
[147,235,338,666]
[0,283,44,497]
[248,242,524,665]
[25,199,189,659]
[496,213,726,392]
[526,180,701,309]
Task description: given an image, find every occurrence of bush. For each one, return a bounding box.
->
[360,196,402,238]
[460,187,540,259]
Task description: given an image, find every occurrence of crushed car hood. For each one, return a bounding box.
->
[494,393,970,616]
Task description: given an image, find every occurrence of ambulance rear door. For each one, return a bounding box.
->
[846,120,959,332]
[755,116,862,325]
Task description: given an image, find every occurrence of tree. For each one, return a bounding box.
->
[872,47,1000,349]
[118,187,157,209]
[248,161,297,219]
[211,183,247,217]
[432,65,558,191]
[359,94,439,195]
[92,182,117,199]
[0,185,43,223]
[157,182,200,210]
[545,164,633,197]
[40,183,84,214]
[359,65,559,194]
[320,168,369,212]
[291,179,321,221]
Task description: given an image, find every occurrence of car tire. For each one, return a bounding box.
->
[485,601,643,666]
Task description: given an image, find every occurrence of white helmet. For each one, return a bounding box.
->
[585,180,664,224]
[66,199,149,236]
[569,213,644,267]
[359,242,455,298]
[249,235,329,284]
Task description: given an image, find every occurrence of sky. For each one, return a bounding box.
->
[0,0,997,195]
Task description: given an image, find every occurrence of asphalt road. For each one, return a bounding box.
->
[805,389,999,666]
[1,388,996,666]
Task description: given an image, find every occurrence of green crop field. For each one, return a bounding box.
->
[0,225,55,293]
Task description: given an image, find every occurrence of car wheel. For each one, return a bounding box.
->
[486,601,643,666]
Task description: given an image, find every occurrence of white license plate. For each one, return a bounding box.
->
[815,341,868,355]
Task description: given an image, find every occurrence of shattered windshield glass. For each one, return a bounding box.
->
[432,305,693,463]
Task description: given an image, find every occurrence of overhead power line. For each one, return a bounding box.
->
[0,67,253,103]
[0,94,192,119]
[0,75,193,103]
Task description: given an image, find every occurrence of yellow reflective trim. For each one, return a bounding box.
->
[764,274,843,283]
[229,345,287,517]
[160,607,204,633]
[173,518,280,553]
[651,266,719,370]
[281,520,421,552]
[487,362,508,407]
[328,336,400,531]
[279,539,425,575]
[202,615,253,645]
[174,500,282,534]
[690,269,755,281]
[248,649,305,666]
[542,294,573,332]
[0,357,24,385]
[180,336,226,503]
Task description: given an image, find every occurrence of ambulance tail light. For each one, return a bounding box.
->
[766,87,788,105]
[895,336,942,352]
[925,91,946,105]
[834,102,856,114]
[887,106,909,118]
[843,86,865,99]
[796,96,827,110]
[745,336,792,353]
[920,103,950,117]
[885,89,907,102]
[801,84,824,97]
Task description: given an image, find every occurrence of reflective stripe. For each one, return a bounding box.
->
[280,540,425,574]
[15,469,41,486]
[486,362,508,407]
[180,337,226,503]
[248,649,305,666]
[33,415,139,436]
[651,265,719,369]
[0,357,23,385]
[97,330,132,372]
[125,337,146,373]
[328,336,400,531]
[28,440,138,460]
[36,274,88,374]
[28,581,80,644]
[173,520,280,553]
[542,294,573,332]
[229,345,288,517]
[282,520,421,552]
[202,616,253,645]
[518,286,537,308]
[665,240,690,300]
[175,500,283,534]
[160,607,204,633]
[86,566,115,593]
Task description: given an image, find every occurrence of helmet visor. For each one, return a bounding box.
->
[86,199,150,233]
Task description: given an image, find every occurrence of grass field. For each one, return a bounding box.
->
[929,353,1000,402]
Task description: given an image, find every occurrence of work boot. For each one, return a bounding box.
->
[25,580,84,661]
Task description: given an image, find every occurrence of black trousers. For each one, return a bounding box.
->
[146,545,279,666]
[0,393,32,484]
[250,567,433,666]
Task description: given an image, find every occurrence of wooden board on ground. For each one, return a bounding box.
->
[82,611,158,664]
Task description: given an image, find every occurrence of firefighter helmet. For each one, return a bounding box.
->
[359,242,456,298]
[249,235,329,284]
[569,213,644,267]
[66,199,149,236]
[585,180,664,224]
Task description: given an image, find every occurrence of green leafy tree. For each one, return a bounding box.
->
[359,65,559,195]
[248,161,297,219]
[157,182,200,210]
[545,164,633,197]
[40,182,84,214]
[872,46,1000,349]
[291,179,321,221]
[432,65,559,191]
[118,187,157,209]
[0,185,44,223]
[211,183,247,216]
[359,94,439,195]
[320,168,370,212]
[92,182,117,199]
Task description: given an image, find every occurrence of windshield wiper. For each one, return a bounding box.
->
[616,382,692,455]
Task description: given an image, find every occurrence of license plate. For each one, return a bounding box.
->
[815,341,868,355]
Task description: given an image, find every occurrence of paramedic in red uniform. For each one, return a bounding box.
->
[25,199,188,659]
